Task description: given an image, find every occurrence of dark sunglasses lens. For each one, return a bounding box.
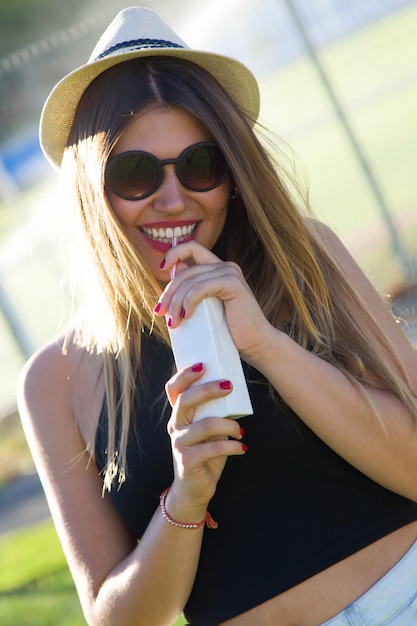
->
[107,153,159,199]
[179,144,228,190]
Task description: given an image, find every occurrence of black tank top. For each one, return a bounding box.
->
[95,330,417,625]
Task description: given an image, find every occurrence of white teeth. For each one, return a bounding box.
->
[141,223,197,243]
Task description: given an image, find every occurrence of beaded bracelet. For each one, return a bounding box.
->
[159,488,218,529]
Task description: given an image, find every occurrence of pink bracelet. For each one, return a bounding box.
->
[159,488,218,529]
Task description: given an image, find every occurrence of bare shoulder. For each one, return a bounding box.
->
[305,218,387,292]
[304,218,347,254]
[18,331,105,451]
[305,218,417,382]
[19,331,102,392]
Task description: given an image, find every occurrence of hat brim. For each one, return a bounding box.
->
[40,47,260,169]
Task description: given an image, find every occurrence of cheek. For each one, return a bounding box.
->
[207,177,230,210]
[107,191,141,226]
[211,188,230,225]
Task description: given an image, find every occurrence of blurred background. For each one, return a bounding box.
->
[1,0,416,420]
[0,1,416,623]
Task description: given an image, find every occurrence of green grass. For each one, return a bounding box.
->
[0,413,34,487]
[0,520,85,626]
[258,3,417,291]
[0,519,187,625]
[0,520,66,591]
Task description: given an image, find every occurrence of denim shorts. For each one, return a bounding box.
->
[321,537,417,625]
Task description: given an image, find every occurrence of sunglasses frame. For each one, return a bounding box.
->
[105,141,229,201]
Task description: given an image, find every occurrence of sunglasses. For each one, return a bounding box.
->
[105,141,229,201]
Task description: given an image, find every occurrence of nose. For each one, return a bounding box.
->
[152,164,189,214]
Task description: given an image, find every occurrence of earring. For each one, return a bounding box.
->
[229,185,238,200]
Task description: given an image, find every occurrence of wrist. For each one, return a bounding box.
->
[160,487,218,530]
[244,324,287,371]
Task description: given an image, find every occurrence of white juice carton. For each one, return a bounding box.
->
[167,297,253,422]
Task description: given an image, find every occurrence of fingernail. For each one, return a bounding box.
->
[167,316,172,328]
[240,427,245,437]
[192,362,203,372]
[159,258,166,269]
[180,307,186,318]
[241,443,248,452]
[219,380,232,390]
[154,302,161,313]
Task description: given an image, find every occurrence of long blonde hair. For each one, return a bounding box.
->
[61,57,416,490]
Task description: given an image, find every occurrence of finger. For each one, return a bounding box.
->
[170,419,247,479]
[156,262,242,322]
[157,260,227,305]
[167,268,229,324]
[165,362,206,407]
[169,413,244,444]
[175,436,248,469]
[169,434,247,505]
[168,378,234,426]
[163,241,220,270]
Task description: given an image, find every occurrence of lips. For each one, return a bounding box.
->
[140,222,197,244]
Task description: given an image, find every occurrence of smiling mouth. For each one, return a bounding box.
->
[140,223,198,243]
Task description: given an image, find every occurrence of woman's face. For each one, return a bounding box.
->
[106,106,231,282]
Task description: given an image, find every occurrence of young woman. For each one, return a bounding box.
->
[18,7,417,626]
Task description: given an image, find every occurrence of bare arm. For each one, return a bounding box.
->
[248,225,417,501]
[17,339,244,626]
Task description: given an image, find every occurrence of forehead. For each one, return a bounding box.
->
[113,106,212,156]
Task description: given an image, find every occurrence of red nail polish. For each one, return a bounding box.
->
[219,380,232,390]
[167,316,172,327]
[241,443,248,452]
[154,302,161,313]
[159,258,166,269]
[180,308,186,318]
[240,427,245,437]
[192,362,203,372]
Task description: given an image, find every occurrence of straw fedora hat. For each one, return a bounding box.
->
[40,6,260,170]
